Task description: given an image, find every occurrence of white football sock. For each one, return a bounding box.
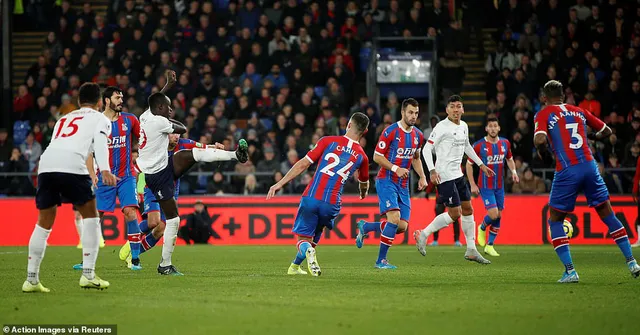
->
[461,214,478,252]
[192,148,237,162]
[74,216,82,240]
[27,224,51,284]
[160,217,180,267]
[423,212,454,236]
[81,217,101,280]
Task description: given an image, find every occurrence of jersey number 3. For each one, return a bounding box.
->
[54,116,84,139]
[319,153,353,184]
[565,123,583,149]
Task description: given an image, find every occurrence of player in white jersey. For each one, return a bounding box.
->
[23,83,118,293]
[137,91,249,275]
[414,95,495,264]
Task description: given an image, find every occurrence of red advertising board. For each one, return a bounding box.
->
[0,195,637,246]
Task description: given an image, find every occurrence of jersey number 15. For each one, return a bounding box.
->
[54,116,84,139]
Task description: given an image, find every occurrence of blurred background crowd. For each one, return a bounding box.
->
[2,0,639,197]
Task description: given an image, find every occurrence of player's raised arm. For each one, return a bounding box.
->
[160,70,177,94]
[267,137,328,200]
[169,119,187,135]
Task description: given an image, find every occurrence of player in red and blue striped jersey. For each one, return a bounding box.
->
[267,113,371,276]
[355,98,428,269]
[466,118,519,257]
[534,80,640,282]
[118,135,224,268]
[73,87,144,271]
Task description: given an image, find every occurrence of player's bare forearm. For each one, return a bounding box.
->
[507,157,516,174]
[373,153,396,171]
[279,159,311,188]
[465,162,477,188]
[170,119,187,134]
[587,126,612,141]
[86,155,97,183]
[160,70,176,94]
[412,155,426,180]
[464,142,484,166]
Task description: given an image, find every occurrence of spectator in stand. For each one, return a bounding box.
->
[19,133,42,171]
[1,148,33,196]
[512,167,546,194]
[13,85,34,121]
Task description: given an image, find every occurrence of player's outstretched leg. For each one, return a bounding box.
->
[355,219,383,248]
[596,203,640,278]
[189,139,248,165]
[288,240,310,275]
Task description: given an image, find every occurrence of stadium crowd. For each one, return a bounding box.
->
[2,0,639,197]
[483,0,640,194]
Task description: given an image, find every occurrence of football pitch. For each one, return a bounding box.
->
[1,245,639,335]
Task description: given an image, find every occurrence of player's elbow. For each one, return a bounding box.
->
[373,154,382,165]
[599,126,612,138]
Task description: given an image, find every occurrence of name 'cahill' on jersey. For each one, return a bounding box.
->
[534,104,606,172]
[375,122,424,188]
[470,137,512,189]
[137,109,174,174]
[38,107,111,175]
[303,136,369,205]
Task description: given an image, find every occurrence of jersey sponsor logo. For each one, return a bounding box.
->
[378,141,386,150]
[396,147,417,159]
[452,139,466,147]
[108,135,127,149]
[486,154,505,165]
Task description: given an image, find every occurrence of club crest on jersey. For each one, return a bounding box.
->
[121,122,128,132]
[414,137,419,145]
[386,200,391,208]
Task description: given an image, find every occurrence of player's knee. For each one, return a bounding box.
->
[549,208,566,222]
[488,209,500,220]
[460,205,473,216]
[123,207,137,222]
[396,221,408,233]
[385,211,401,225]
[448,207,462,220]
[595,201,613,219]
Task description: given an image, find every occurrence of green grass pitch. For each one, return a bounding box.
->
[1,245,639,335]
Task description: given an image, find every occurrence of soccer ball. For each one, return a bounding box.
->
[548,220,574,239]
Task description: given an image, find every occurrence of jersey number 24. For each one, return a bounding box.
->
[319,153,353,184]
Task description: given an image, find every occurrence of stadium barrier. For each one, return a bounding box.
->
[0,195,637,246]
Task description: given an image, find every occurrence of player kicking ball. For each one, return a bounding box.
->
[118,134,224,267]
[23,83,117,292]
[466,117,519,257]
[355,98,428,269]
[267,112,371,276]
[136,92,248,275]
[414,95,494,264]
[533,80,640,282]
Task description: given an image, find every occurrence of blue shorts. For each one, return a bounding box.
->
[293,197,340,239]
[144,159,175,202]
[96,176,138,213]
[549,161,609,212]
[376,178,411,222]
[437,176,471,208]
[479,188,505,210]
